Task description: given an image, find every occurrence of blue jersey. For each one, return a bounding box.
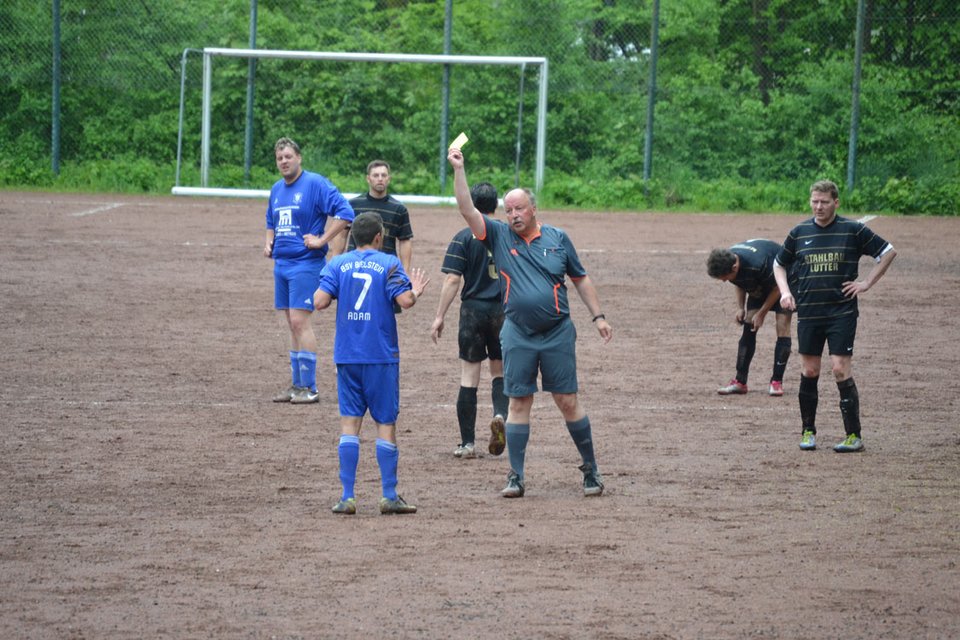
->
[266,170,355,262]
[317,248,412,364]
[479,217,586,334]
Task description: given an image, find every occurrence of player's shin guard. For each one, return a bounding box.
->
[505,423,530,479]
[456,386,478,445]
[799,374,819,433]
[837,378,861,437]
[375,438,400,501]
[772,337,791,382]
[491,376,509,420]
[298,350,317,392]
[337,435,360,501]
[565,416,597,469]
[736,324,757,384]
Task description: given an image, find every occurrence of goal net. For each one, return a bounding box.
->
[173,48,548,204]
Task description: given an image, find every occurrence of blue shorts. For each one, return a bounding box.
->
[274,259,324,311]
[500,316,578,396]
[337,363,400,425]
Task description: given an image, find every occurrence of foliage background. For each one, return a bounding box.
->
[1,0,957,214]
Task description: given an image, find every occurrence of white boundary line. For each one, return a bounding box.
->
[71,203,125,217]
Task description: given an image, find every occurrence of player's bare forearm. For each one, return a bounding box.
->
[326,227,348,258]
[760,287,779,315]
[435,274,461,319]
[773,261,795,310]
[312,290,333,311]
[398,239,413,272]
[735,288,747,320]
[431,274,461,342]
[572,275,612,342]
[845,246,897,297]
[305,218,350,250]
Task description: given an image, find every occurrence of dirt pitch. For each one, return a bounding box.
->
[1,191,958,639]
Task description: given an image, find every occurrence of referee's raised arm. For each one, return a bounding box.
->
[447,147,486,240]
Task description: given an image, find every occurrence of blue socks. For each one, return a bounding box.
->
[297,350,317,392]
[289,351,302,387]
[339,437,402,502]
[337,435,360,501]
[505,423,530,479]
[376,439,399,501]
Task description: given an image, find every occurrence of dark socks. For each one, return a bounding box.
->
[736,324,757,384]
[491,376,509,419]
[772,337,791,382]
[565,416,597,470]
[456,386,478,445]
[505,423,530,478]
[799,374,819,433]
[837,377,861,437]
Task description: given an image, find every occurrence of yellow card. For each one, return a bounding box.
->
[449,132,469,150]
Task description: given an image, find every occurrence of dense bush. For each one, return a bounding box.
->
[0,0,957,214]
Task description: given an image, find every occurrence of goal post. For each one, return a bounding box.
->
[173,47,549,202]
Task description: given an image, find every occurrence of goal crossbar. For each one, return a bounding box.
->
[175,47,549,201]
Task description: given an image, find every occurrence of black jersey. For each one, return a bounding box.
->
[346,193,413,256]
[730,239,781,299]
[776,215,891,324]
[440,227,501,302]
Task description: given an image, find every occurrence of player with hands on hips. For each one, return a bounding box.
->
[773,179,897,453]
[313,212,430,515]
[265,137,355,405]
[447,145,612,500]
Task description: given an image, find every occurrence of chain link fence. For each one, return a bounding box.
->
[1,0,957,212]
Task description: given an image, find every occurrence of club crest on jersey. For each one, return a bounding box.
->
[294,192,303,205]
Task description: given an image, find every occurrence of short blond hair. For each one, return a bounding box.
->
[810,179,839,199]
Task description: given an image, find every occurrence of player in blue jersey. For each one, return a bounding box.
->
[431,182,510,460]
[313,212,431,515]
[774,180,897,453]
[265,137,355,405]
[448,147,613,499]
[707,239,796,397]
[263,138,353,404]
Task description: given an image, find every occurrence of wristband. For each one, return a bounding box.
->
[592,314,605,322]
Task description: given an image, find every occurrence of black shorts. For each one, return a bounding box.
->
[797,314,857,357]
[458,299,505,363]
[746,293,789,314]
